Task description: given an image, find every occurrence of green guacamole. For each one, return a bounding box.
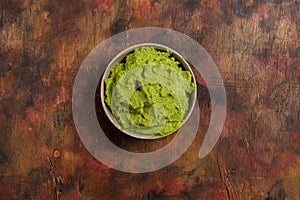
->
[104,47,194,136]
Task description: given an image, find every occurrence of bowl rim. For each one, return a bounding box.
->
[100,42,197,139]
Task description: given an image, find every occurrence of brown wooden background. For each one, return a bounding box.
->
[0,0,300,199]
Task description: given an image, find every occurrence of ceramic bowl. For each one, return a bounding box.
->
[100,43,197,139]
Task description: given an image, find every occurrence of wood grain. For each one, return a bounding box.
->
[0,0,299,199]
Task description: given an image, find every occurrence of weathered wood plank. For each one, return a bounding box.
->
[0,0,299,199]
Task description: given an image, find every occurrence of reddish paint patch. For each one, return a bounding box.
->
[55,86,66,104]
[204,0,221,10]
[132,0,152,20]
[56,19,77,35]
[0,185,16,199]
[278,150,298,169]
[94,0,112,15]
[258,51,294,78]
[276,57,293,78]
[25,106,40,122]
[290,132,300,151]
[224,109,244,128]
[164,174,183,195]
[244,148,270,176]
[21,0,31,8]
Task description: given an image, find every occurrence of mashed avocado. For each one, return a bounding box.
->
[104,47,194,136]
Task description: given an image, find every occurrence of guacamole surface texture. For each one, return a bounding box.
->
[104,47,195,136]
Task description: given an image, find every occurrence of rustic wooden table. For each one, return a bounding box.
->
[0,0,299,199]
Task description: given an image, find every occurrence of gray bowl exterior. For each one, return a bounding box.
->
[100,43,197,139]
